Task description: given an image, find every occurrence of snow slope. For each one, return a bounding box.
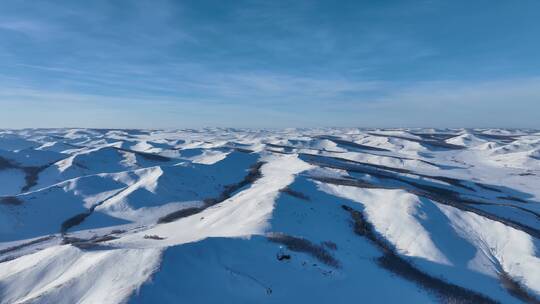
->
[0,128,539,304]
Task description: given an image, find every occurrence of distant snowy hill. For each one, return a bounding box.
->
[1,128,539,304]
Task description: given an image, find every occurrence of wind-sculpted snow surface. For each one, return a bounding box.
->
[0,128,539,304]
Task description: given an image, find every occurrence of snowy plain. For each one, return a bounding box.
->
[0,128,539,304]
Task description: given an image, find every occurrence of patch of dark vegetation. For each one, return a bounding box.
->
[62,142,85,149]
[315,136,391,152]
[61,236,87,244]
[279,187,310,201]
[265,143,300,154]
[144,234,166,240]
[266,148,292,155]
[0,156,14,170]
[0,196,23,205]
[507,206,540,221]
[322,241,337,250]
[0,235,55,255]
[436,178,476,192]
[71,242,113,250]
[74,162,89,170]
[410,132,460,141]
[0,256,18,263]
[2,153,65,194]
[90,234,118,243]
[157,162,265,224]
[59,187,133,235]
[341,205,498,304]
[21,166,47,192]
[63,234,118,248]
[0,156,50,193]
[267,232,341,268]
[211,161,265,205]
[475,183,503,193]
[311,176,382,189]
[474,133,519,143]
[378,253,498,304]
[61,211,92,234]
[498,196,528,203]
[115,147,172,162]
[499,271,540,304]
[266,142,337,154]
[266,143,295,150]
[341,205,390,252]
[368,133,466,150]
[157,207,203,224]
[299,153,405,175]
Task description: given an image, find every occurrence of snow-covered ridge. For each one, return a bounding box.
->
[0,128,539,304]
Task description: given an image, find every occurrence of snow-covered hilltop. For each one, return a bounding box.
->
[1,128,539,304]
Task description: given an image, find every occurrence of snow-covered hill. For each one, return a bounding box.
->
[1,128,539,304]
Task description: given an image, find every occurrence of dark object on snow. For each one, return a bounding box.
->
[267,232,340,268]
[276,253,291,261]
[0,196,23,205]
[144,234,166,240]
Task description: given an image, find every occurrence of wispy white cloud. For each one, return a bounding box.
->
[2,76,538,128]
[377,78,540,108]
[0,59,383,107]
[330,78,540,128]
[0,20,45,34]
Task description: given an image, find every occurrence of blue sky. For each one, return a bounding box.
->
[0,0,539,128]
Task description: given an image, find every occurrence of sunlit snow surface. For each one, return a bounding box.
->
[1,128,539,304]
